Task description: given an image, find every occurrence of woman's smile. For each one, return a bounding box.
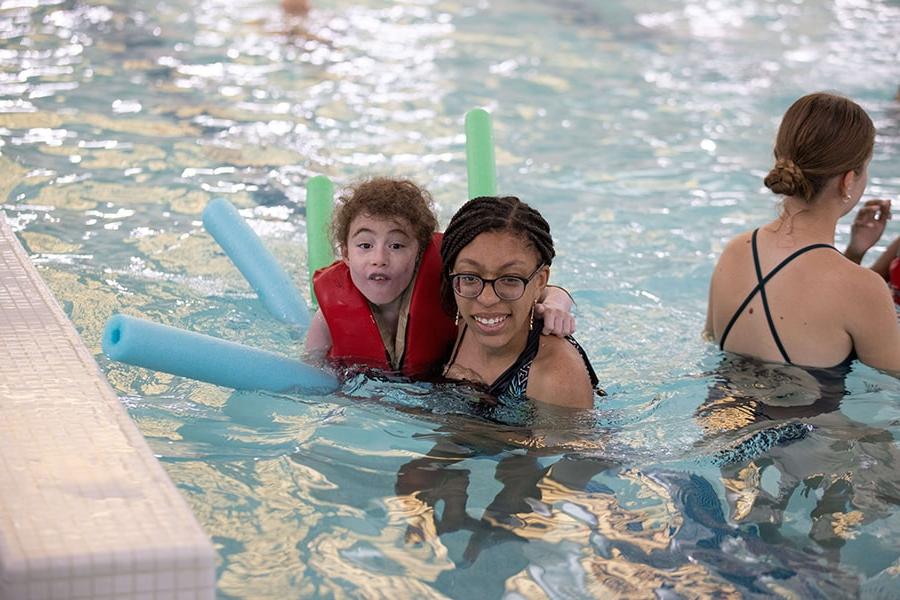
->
[472,313,509,333]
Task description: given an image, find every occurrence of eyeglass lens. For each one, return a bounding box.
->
[453,275,526,300]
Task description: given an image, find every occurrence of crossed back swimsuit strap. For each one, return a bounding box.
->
[446,319,599,402]
[719,228,838,365]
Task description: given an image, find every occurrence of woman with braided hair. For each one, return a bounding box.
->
[305,178,578,378]
[440,196,600,408]
[704,92,900,372]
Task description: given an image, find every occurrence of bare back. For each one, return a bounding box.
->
[707,225,900,371]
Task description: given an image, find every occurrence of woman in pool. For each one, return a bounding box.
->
[440,195,600,407]
[704,92,900,372]
[306,178,576,378]
[394,196,603,567]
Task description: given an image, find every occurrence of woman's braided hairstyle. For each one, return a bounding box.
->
[440,196,555,315]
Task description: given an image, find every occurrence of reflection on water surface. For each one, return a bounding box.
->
[3,0,900,597]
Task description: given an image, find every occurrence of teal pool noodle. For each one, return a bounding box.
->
[465,108,497,199]
[202,197,309,329]
[306,176,335,306]
[102,314,338,394]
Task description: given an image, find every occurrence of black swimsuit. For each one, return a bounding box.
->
[719,228,855,369]
[445,319,599,403]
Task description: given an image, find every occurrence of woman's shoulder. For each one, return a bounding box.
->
[714,230,755,267]
[840,261,900,372]
[531,332,576,360]
[528,335,595,407]
[707,232,755,294]
[806,253,894,338]
[833,257,893,298]
[721,229,756,247]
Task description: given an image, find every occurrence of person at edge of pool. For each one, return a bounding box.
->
[304,178,578,378]
[282,0,311,17]
[439,195,601,408]
[841,198,900,306]
[704,91,900,372]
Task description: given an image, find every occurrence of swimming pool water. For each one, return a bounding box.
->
[3,0,900,597]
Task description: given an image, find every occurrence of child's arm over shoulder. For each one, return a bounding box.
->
[845,266,900,374]
[304,310,332,361]
[535,285,576,337]
[527,336,595,409]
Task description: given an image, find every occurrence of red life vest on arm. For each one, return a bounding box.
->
[889,257,900,305]
[312,233,457,377]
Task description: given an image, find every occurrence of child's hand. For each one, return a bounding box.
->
[846,199,892,263]
[535,285,576,337]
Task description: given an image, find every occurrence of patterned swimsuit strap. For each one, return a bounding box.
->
[486,320,543,397]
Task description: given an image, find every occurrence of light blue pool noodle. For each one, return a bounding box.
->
[465,108,497,199]
[102,314,338,394]
[202,197,309,329]
[306,175,335,307]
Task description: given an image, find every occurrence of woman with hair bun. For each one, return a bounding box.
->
[704,92,900,372]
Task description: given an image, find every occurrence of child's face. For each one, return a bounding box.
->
[342,213,420,307]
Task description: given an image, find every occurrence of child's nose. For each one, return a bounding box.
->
[370,246,388,266]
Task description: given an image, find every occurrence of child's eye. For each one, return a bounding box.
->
[356,242,372,250]
[389,243,406,250]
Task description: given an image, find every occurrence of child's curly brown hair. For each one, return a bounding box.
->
[330,177,438,255]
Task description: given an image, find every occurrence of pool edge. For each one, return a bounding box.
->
[0,213,216,600]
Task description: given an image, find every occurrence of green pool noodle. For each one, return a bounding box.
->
[465,108,497,199]
[306,175,335,306]
[202,197,309,329]
[102,314,338,394]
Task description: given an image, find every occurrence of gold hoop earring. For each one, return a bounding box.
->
[454,310,460,326]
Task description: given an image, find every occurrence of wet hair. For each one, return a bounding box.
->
[764,92,875,202]
[330,177,438,255]
[440,196,555,314]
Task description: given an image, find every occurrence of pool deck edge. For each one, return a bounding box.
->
[0,214,216,600]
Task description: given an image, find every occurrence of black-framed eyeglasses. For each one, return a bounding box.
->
[449,264,545,301]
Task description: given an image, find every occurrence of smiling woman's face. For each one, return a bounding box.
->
[451,230,548,352]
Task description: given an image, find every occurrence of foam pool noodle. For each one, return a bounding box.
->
[102,314,338,394]
[306,175,335,307]
[202,197,309,329]
[465,108,497,199]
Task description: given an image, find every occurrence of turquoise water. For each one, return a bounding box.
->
[3,0,900,596]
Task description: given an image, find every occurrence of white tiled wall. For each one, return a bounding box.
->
[0,215,215,600]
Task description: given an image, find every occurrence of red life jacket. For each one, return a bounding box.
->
[890,257,900,305]
[312,233,457,377]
